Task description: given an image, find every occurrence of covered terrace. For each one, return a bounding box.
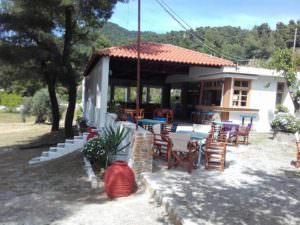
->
[82,42,234,127]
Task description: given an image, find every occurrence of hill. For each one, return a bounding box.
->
[100,21,300,63]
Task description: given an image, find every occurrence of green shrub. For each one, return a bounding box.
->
[0,92,23,110]
[31,89,52,123]
[20,97,32,122]
[83,137,107,166]
[83,125,130,168]
[275,105,289,114]
[271,113,300,133]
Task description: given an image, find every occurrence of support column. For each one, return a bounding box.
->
[99,56,110,128]
[82,78,86,117]
[162,84,171,108]
[181,82,188,119]
[221,78,232,121]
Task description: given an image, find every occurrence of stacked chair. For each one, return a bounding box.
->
[204,124,229,171]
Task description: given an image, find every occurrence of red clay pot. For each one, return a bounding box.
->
[104,160,135,198]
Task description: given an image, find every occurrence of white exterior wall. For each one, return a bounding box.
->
[228,77,294,132]
[83,57,110,128]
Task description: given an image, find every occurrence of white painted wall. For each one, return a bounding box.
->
[228,76,294,132]
[83,57,110,128]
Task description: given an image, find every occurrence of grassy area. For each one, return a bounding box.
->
[0,111,51,148]
[0,111,35,123]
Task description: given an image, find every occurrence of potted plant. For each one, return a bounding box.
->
[101,126,135,198]
[83,137,106,172]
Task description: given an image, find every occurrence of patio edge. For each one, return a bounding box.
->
[142,172,198,225]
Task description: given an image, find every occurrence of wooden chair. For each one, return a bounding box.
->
[204,137,228,171]
[237,124,251,145]
[152,124,169,160]
[167,133,199,173]
[135,108,144,121]
[296,141,300,168]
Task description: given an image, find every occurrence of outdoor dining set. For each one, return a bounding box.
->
[120,108,252,173]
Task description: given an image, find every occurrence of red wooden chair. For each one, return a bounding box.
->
[152,124,169,160]
[167,133,199,173]
[237,124,251,145]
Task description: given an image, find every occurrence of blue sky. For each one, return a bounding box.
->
[109,0,300,33]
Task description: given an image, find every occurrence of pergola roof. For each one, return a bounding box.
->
[85,42,234,76]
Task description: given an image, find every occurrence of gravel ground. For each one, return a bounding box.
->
[0,146,170,225]
[148,133,300,225]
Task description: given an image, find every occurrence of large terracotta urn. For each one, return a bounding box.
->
[104,160,135,198]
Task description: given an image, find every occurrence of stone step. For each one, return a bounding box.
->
[28,157,41,164]
[57,143,65,148]
[65,139,74,144]
[41,152,49,157]
[74,136,84,140]
[49,147,57,152]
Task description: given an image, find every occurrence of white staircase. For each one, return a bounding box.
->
[28,132,90,165]
[28,113,135,165]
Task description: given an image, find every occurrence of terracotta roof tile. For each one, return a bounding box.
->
[95,42,234,67]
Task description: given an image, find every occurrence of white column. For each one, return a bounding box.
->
[99,56,110,128]
[82,78,86,118]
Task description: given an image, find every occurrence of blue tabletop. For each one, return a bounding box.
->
[176,130,208,140]
[138,119,166,125]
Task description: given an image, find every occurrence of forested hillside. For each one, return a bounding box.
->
[100,20,300,63]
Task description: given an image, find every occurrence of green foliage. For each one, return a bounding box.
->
[102,125,130,158]
[83,137,106,166]
[107,101,120,114]
[31,89,52,123]
[0,92,23,110]
[20,96,32,122]
[83,125,129,167]
[271,113,300,133]
[275,105,289,114]
[101,21,300,62]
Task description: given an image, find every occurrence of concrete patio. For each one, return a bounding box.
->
[144,133,300,225]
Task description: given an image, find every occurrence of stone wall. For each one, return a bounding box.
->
[105,113,154,180]
[129,130,154,180]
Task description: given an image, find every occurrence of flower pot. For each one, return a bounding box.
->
[87,126,97,133]
[104,160,135,198]
[87,132,98,140]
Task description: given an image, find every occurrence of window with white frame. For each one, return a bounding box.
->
[232,80,250,107]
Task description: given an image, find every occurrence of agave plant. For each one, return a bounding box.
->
[102,125,130,164]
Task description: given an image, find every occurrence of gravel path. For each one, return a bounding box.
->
[147,133,300,225]
[0,146,169,225]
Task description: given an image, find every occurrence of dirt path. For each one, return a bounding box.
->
[0,145,170,225]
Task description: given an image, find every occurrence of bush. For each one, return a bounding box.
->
[275,105,289,114]
[271,113,300,133]
[0,92,23,110]
[31,89,52,123]
[83,126,130,168]
[83,137,107,166]
[20,97,32,122]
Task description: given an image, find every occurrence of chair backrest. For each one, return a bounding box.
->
[169,133,190,151]
[193,124,211,133]
[152,124,161,134]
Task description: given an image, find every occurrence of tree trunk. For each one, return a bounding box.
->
[47,78,60,131]
[64,74,77,138]
[62,6,76,138]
